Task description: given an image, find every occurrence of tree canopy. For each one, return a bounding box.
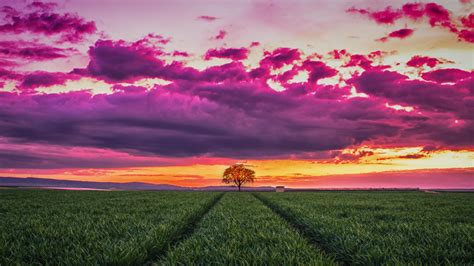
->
[222,164,256,191]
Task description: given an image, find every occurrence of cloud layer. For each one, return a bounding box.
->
[0,0,472,171]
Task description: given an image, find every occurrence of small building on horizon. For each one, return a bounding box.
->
[275,186,285,192]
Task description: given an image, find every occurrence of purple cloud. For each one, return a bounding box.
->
[421,68,473,83]
[348,2,473,43]
[300,60,337,83]
[349,69,473,116]
[74,39,255,83]
[0,40,75,61]
[19,71,80,91]
[0,2,97,43]
[261,48,301,69]
[74,39,167,82]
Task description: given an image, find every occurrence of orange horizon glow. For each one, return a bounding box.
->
[2,146,473,188]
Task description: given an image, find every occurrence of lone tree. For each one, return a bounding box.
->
[222,164,256,191]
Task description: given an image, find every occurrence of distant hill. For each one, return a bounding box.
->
[0,177,188,191]
[195,186,275,191]
[0,177,275,191]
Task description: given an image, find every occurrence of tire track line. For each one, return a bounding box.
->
[252,193,346,266]
[146,192,225,265]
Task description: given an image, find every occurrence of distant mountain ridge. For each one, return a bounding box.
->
[0,177,188,190]
[0,177,274,191]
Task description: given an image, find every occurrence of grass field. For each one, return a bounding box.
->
[0,190,221,265]
[255,192,474,265]
[1,189,473,265]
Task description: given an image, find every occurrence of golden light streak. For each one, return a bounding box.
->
[1,147,472,187]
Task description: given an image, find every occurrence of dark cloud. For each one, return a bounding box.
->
[0,81,410,158]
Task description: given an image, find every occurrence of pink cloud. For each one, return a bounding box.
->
[329,49,347,60]
[424,3,454,30]
[402,3,425,20]
[197,15,218,21]
[0,2,96,43]
[212,30,227,40]
[261,48,301,69]
[300,60,337,83]
[348,2,473,43]
[406,55,443,68]
[378,28,414,42]
[343,54,389,70]
[461,14,474,28]
[458,29,474,43]
[266,168,474,189]
[347,6,401,24]
[204,47,249,61]
[250,41,260,47]
[389,28,414,38]
[172,50,191,57]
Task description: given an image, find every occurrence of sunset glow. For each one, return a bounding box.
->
[0,0,473,188]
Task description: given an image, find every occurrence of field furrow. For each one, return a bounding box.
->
[0,190,221,265]
[158,192,337,265]
[255,192,474,265]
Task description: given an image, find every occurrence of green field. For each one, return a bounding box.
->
[1,189,473,265]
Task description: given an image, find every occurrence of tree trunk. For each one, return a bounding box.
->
[238,184,241,191]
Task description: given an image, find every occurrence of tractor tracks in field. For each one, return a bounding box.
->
[146,192,225,265]
[252,193,347,266]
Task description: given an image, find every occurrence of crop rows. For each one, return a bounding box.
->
[255,191,474,265]
[2,189,473,265]
[158,192,335,265]
[0,189,221,265]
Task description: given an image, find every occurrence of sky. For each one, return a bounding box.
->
[0,0,473,188]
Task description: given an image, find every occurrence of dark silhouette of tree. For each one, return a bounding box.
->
[222,164,255,191]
